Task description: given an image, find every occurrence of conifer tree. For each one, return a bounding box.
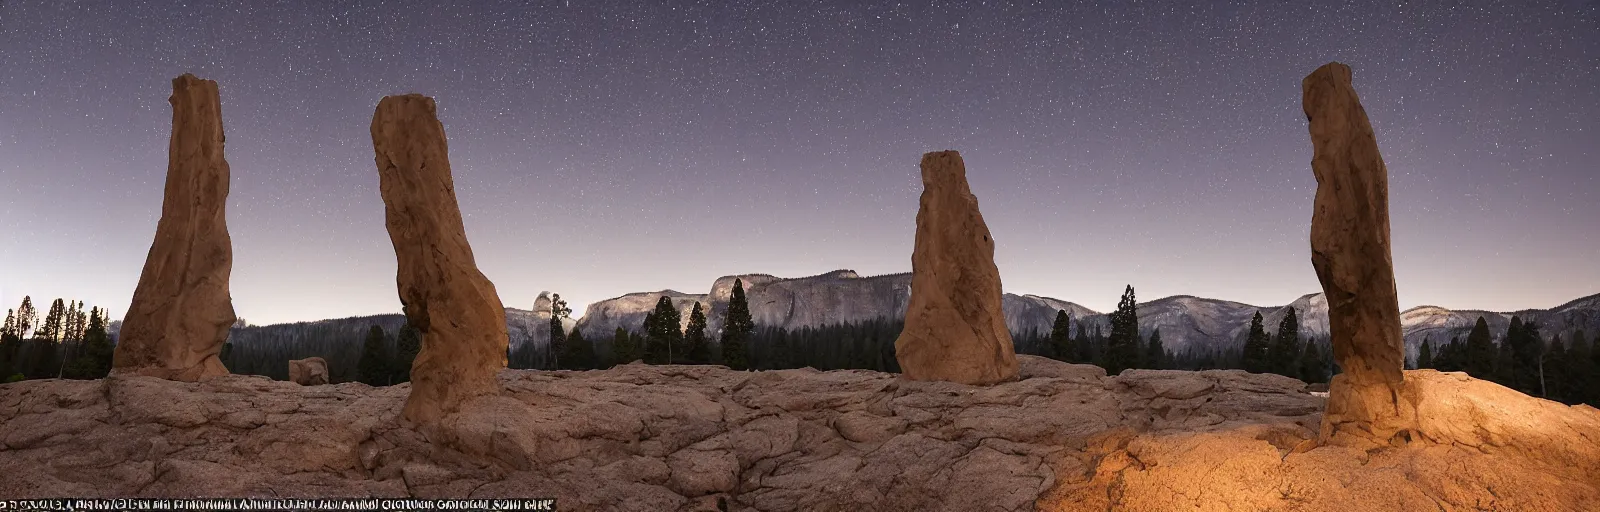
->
[1241,311,1270,373]
[1464,316,1495,379]
[358,325,390,386]
[1145,328,1165,370]
[41,298,65,341]
[62,307,112,379]
[611,326,640,366]
[16,296,36,340]
[1,309,13,341]
[720,279,755,370]
[1104,285,1140,375]
[1298,338,1327,383]
[684,302,710,364]
[645,297,682,364]
[220,341,233,371]
[1416,338,1433,369]
[1542,334,1565,400]
[391,322,421,384]
[560,328,593,370]
[642,311,659,363]
[1049,310,1073,363]
[548,293,571,370]
[1268,307,1301,376]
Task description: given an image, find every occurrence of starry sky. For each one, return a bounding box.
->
[1,1,1596,326]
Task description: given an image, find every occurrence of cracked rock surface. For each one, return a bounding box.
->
[3,356,1596,511]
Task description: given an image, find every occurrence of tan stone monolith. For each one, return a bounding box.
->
[111,74,236,381]
[894,150,1019,385]
[1303,62,1414,445]
[371,94,508,423]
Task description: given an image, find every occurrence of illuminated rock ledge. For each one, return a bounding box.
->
[2,356,1595,511]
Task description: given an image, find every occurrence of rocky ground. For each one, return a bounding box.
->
[2,355,1596,511]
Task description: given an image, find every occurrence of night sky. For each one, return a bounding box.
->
[1,1,1596,326]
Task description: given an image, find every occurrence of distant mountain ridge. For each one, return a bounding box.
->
[228,269,1600,361]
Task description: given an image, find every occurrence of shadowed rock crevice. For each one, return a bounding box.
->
[111,73,236,382]
[895,151,1019,385]
[370,94,509,424]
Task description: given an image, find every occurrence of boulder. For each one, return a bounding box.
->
[287,358,328,386]
[894,150,1018,385]
[111,74,236,382]
[1302,62,1411,445]
[370,94,509,423]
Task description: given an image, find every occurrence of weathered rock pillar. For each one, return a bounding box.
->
[111,74,236,381]
[371,94,508,423]
[1303,62,1414,445]
[894,150,1019,385]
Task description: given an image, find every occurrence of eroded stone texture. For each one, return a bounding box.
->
[894,150,1019,385]
[287,358,328,386]
[4,357,1596,510]
[111,74,236,382]
[1302,62,1413,445]
[371,94,508,423]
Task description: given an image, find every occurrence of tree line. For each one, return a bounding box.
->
[6,285,1594,410]
[1413,316,1599,406]
[0,296,116,381]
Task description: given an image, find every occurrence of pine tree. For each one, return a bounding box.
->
[1542,334,1565,400]
[2,309,14,341]
[720,279,755,370]
[644,297,682,364]
[1464,316,1495,379]
[560,328,593,370]
[1268,307,1301,376]
[62,307,113,379]
[40,298,65,341]
[1104,285,1140,375]
[16,296,36,340]
[1416,338,1433,369]
[1242,311,1270,373]
[1298,338,1327,383]
[1049,310,1073,363]
[684,302,710,364]
[357,325,390,385]
[548,293,571,370]
[391,322,421,384]
[220,341,234,371]
[611,327,640,366]
[1145,328,1165,370]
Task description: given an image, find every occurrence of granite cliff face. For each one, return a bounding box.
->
[574,274,1598,358]
[572,290,709,339]
[3,357,1595,510]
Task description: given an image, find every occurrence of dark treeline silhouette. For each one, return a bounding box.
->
[1,295,115,382]
[8,286,1593,409]
[1415,316,1599,407]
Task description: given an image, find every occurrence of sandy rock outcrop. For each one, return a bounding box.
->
[111,74,237,382]
[1303,62,1412,445]
[287,358,328,386]
[371,94,508,423]
[4,357,1596,510]
[895,150,1018,385]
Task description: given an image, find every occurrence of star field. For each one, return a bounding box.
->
[1,1,1596,325]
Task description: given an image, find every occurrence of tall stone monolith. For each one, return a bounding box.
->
[894,150,1019,385]
[1303,62,1413,445]
[371,94,508,423]
[111,74,236,381]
